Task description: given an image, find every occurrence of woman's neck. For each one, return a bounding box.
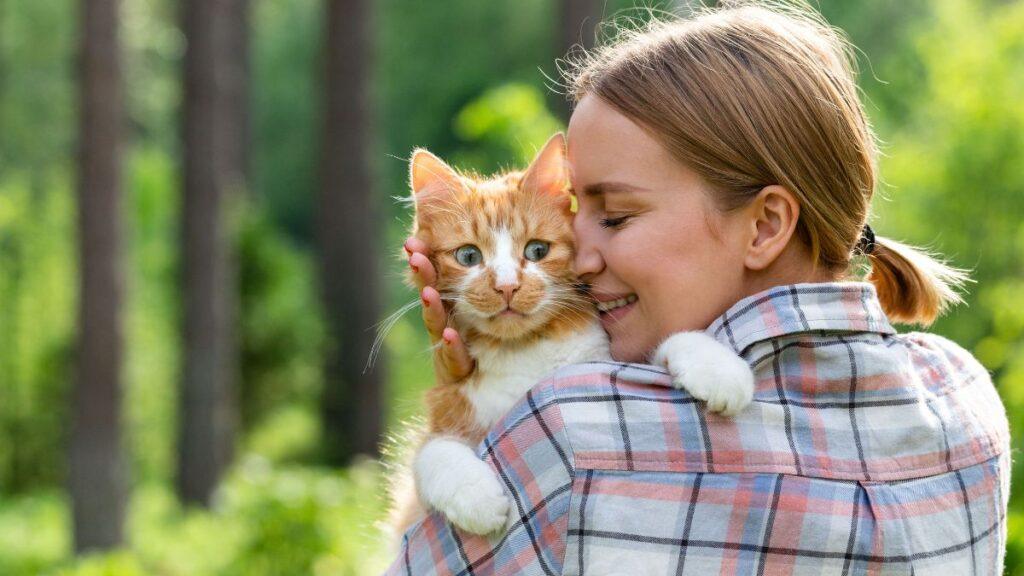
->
[740,239,839,299]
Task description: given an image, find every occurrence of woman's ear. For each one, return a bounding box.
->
[743,185,801,271]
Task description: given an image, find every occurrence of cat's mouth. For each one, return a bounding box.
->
[492,307,526,319]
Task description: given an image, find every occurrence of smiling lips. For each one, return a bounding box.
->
[596,293,638,313]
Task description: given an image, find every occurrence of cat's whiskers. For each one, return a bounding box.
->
[546,286,596,312]
[540,305,580,328]
[364,298,422,373]
[535,290,594,326]
[543,293,590,314]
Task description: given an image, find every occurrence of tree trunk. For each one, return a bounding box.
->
[224,0,250,193]
[556,0,602,120]
[71,0,127,552]
[318,0,384,464]
[178,0,247,506]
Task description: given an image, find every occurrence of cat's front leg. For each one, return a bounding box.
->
[652,331,754,415]
[414,436,510,535]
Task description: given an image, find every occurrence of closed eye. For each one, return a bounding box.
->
[599,215,631,229]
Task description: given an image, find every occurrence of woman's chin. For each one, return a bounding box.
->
[607,336,650,364]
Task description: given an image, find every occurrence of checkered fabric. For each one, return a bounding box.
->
[385,282,1010,575]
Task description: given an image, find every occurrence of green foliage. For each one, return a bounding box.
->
[48,553,149,576]
[0,173,75,492]
[0,0,75,177]
[0,145,329,488]
[0,491,67,574]
[252,0,321,242]
[123,148,180,485]
[452,83,565,172]
[220,459,372,576]
[0,460,390,576]
[237,201,325,442]
[123,0,182,152]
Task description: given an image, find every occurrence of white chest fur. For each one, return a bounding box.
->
[464,321,610,430]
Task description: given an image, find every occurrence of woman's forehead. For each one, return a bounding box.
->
[567,97,702,194]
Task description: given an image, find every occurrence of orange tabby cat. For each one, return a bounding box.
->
[390,134,754,537]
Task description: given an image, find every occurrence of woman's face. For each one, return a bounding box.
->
[568,96,752,362]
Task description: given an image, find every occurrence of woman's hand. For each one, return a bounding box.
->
[405,237,476,385]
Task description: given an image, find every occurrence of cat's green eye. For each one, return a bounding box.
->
[454,245,483,267]
[524,240,550,262]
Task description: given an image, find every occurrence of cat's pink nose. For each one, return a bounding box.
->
[496,283,519,304]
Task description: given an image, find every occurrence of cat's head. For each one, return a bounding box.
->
[407,134,589,342]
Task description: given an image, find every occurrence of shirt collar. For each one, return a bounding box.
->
[706,282,896,355]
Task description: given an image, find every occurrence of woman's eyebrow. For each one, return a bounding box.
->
[580,181,652,196]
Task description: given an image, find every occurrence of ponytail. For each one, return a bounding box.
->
[866,236,969,326]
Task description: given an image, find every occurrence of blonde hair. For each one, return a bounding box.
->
[567,1,966,325]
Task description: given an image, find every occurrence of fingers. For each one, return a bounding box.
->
[423,288,474,383]
[407,237,474,383]
[405,237,437,289]
[420,286,447,341]
[404,237,430,257]
[440,328,475,382]
[409,252,437,289]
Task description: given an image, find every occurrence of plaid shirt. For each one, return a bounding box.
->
[386,283,1010,575]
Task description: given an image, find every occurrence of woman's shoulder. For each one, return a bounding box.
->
[540,360,674,391]
[885,330,1009,462]
[527,360,703,414]
[892,330,993,393]
[516,339,1010,481]
[503,361,715,474]
[483,361,686,452]
[499,360,682,427]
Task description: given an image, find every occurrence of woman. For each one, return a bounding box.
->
[389,3,1010,574]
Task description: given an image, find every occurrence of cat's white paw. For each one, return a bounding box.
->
[437,470,510,535]
[652,331,754,415]
[414,437,511,535]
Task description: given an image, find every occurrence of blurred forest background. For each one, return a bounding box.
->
[0,0,1022,574]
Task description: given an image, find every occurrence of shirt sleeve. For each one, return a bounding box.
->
[384,380,576,576]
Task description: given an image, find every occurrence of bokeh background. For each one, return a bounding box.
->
[1,0,1022,574]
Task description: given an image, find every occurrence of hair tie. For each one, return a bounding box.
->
[855,224,876,255]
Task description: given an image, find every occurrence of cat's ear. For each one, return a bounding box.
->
[410,148,464,207]
[521,133,571,212]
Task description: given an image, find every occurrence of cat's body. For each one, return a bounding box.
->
[455,320,610,440]
[390,317,610,536]
[389,134,753,538]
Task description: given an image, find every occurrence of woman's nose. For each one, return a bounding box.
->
[573,216,604,280]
